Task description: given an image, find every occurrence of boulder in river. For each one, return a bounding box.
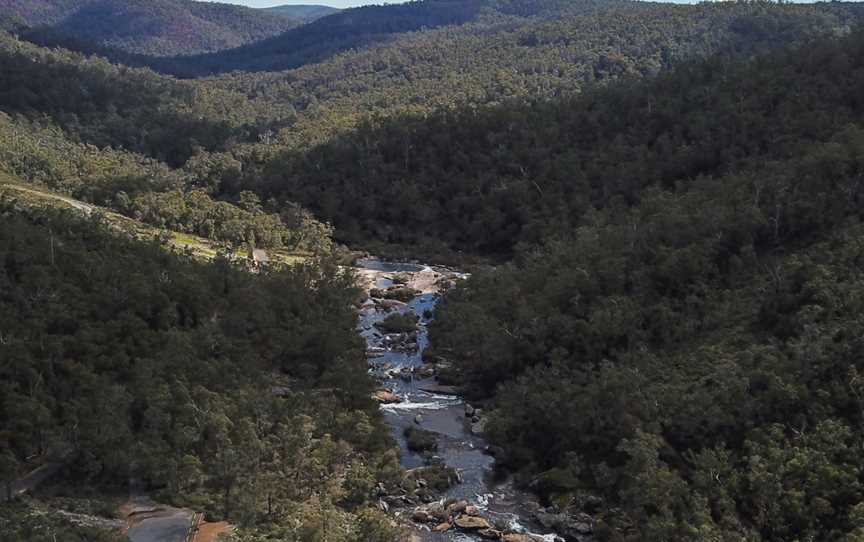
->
[378,299,408,310]
[470,418,487,435]
[454,515,492,530]
[411,509,437,524]
[416,365,436,379]
[502,535,542,542]
[534,509,595,539]
[445,500,468,516]
[372,390,402,404]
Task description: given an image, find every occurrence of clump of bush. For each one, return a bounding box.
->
[404,426,438,452]
[375,313,419,334]
[370,285,420,302]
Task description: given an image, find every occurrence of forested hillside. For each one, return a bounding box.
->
[0,31,250,166]
[0,30,334,254]
[0,0,297,56]
[219,1,863,256]
[264,4,341,23]
[0,205,399,539]
[152,0,492,77]
[426,28,864,541]
[3,0,864,540]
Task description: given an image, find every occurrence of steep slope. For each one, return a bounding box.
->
[0,30,282,166]
[0,0,297,56]
[152,0,493,76]
[224,1,862,257]
[424,28,864,541]
[263,4,341,23]
[0,199,399,539]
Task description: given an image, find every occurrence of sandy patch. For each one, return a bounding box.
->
[193,521,233,542]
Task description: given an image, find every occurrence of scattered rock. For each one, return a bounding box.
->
[465,404,475,417]
[464,505,480,516]
[470,418,487,435]
[417,384,459,395]
[479,528,503,539]
[372,390,402,404]
[434,522,452,532]
[446,500,468,516]
[415,365,436,379]
[379,299,407,310]
[412,510,436,524]
[454,515,492,530]
[534,509,595,540]
[574,522,593,534]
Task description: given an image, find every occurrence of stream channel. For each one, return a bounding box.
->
[356,259,562,542]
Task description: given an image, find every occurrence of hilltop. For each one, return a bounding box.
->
[263,4,340,23]
[0,0,297,56]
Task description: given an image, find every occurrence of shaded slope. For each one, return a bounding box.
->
[232,4,863,257]
[263,4,341,23]
[0,0,296,56]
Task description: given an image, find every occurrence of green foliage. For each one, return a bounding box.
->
[6,0,296,57]
[0,209,394,534]
[0,114,332,252]
[263,5,340,24]
[235,4,864,256]
[374,313,419,334]
[0,501,126,542]
[403,426,437,453]
[428,28,864,542]
[0,31,269,165]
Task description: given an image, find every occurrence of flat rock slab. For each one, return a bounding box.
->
[128,509,193,542]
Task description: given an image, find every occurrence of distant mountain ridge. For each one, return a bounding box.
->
[0,0,297,56]
[263,4,341,23]
[151,0,491,76]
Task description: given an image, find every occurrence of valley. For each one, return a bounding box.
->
[3,1,864,541]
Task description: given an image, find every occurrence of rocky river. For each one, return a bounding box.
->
[356,259,579,542]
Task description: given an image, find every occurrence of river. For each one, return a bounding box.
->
[356,259,563,542]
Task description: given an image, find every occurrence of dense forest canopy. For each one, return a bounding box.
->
[215,2,863,257]
[427,27,864,541]
[0,205,400,540]
[0,0,298,56]
[2,0,864,540]
[263,4,342,23]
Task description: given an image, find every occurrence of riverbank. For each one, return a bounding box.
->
[356,258,569,542]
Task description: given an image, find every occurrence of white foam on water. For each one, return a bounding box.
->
[381,400,454,411]
[474,493,493,510]
[422,393,463,402]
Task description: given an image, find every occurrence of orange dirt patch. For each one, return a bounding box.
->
[194,521,233,542]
